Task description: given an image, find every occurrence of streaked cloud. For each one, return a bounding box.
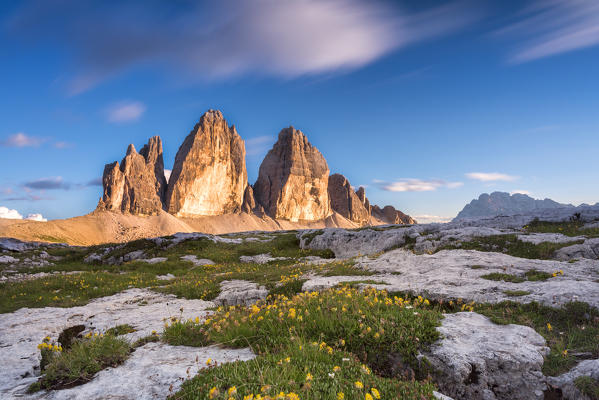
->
[9,0,481,94]
[24,176,71,190]
[0,132,45,147]
[376,179,463,192]
[466,172,518,182]
[510,189,531,195]
[107,101,146,123]
[498,0,599,63]
[86,177,103,187]
[413,214,453,224]
[245,136,275,156]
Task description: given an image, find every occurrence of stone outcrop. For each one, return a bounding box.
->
[165,110,247,217]
[253,127,331,222]
[98,136,166,215]
[328,174,370,225]
[372,205,416,225]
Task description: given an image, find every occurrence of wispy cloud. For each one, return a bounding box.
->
[510,189,531,195]
[24,176,71,190]
[245,136,275,156]
[413,214,453,223]
[376,179,463,192]
[0,132,45,147]
[107,101,146,123]
[497,0,599,63]
[466,172,518,182]
[9,0,481,94]
[86,177,103,187]
[53,141,73,149]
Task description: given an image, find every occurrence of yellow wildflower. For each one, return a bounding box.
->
[337,393,344,400]
[371,388,381,399]
[228,386,237,395]
[306,373,313,381]
[365,394,373,400]
[209,387,219,399]
[355,381,364,389]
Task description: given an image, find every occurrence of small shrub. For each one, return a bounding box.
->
[503,290,531,297]
[480,273,525,283]
[574,376,599,399]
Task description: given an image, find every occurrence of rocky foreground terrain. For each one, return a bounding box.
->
[1,208,599,399]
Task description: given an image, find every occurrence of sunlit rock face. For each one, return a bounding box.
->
[99,136,167,215]
[165,110,247,217]
[253,127,331,222]
[328,173,370,225]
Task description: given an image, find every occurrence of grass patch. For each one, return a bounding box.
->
[574,376,599,399]
[268,279,306,298]
[105,324,136,336]
[441,234,583,259]
[133,333,160,348]
[503,290,531,297]
[470,265,485,270]
[0,272,159,314]
[321,261,375,277]
[475,301,599,376]
[525,218,599,238]
[524,269,553,281]
[30,334,131,391]
[480,273,525,283]
[165,287,442,399]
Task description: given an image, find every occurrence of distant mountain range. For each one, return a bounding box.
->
[454,192,575,220]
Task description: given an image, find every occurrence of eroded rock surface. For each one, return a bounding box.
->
[98,137,167,215]
[422,312,549,400]
[253,127,331,222]
[166,110,247,217]
[547,359,599,400]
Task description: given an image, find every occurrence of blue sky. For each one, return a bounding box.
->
[1,0,598,222]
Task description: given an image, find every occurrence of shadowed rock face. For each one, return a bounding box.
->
[328,174,370,225]
[253,127,331,222]
[372,205,416,225]
[165,110,247,217]
[99,136,166,215]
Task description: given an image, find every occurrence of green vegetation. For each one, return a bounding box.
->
[440,234,583,259]
[470,265,485,269]
[480,269,558,284]
[105,324,136,336]
[574,376,599,399]
[0,272,158,314]
[475,301,599,376]
[301,230,324,246]
[503,290,531,297]
[525,218,599,238]
[30,334,131,391]
[321,260,375,277]
[165,287,442,399]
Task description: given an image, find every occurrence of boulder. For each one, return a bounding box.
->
[213,280,268,306]
[166,110,247,217]
[98,136,166,215]
[253,127,331,222]
[328,174,370,225]
[422,312,549,400]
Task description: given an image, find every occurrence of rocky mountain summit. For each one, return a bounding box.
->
[455,192,571,221]
[254,127,331,222]
[97,136,167,215]
[98,109,413,227]
[165,110,247,217]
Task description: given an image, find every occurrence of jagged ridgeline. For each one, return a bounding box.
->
[97,109,415,226]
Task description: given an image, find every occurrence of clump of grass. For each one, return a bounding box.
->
[480,273,525,283]
[525,218,599,238]
[173,339,436,400]
[0,272,159,314]
[336,280,388,289]
[133,332,160,348]
[30,334,131,391]
[524,269,553,281]
[105,324,136,336]
[475,301,599,376]
[503,290,531,297]
[164,287,442,399]
[574,376,599,399]
[441,234,583,259]
[321,261,375,277]
[470,265,485,270]
[268,279,306,298]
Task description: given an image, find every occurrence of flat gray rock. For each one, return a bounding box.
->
[0,255,18,264]
[180,255,215,266]
[239,253,290,264]
[422,312,549,400]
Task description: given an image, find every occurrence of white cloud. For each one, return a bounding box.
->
[107,101,146,123]
[413,215,453,224]
[164,169,171,183]
[9,0,481,94]
[0,132,44,147]
[0,206,23,220]
[466,172,518,182]
[498,0,599,63]
[510,190,531,195]
[25,213,47,222]
[377,179,463,192]
[245,136,275,156]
